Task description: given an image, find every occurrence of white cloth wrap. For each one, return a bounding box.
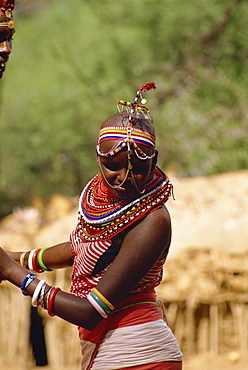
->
[89,319,183,370]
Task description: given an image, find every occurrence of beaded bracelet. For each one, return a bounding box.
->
[32,280,46,307]
[89,291,112,315]
[87,293,108,319]
[37,247,53,271]
[20,273,36,296]
[92,287,115,311]
[47,287,61,316]
[32,248,44,273]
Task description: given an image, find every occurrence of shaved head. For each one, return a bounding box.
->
[101,111,155,136]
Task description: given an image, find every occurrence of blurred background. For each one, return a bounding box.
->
[0,0,248,369]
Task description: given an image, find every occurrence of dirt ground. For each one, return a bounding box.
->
[1,354,248,370]
[183,353,248,370]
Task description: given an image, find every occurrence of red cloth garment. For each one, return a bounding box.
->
[117,361,182,370]
[79,291,167,369]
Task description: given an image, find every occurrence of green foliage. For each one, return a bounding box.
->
[0,0,248,216]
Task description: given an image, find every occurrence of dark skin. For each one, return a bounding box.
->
[0,113,171,331]
[0,15,15,78]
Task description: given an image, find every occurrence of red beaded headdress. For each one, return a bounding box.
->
[0,0,15,29]
[117,82,156,121]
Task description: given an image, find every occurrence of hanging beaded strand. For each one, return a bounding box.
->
[125,83,156,194]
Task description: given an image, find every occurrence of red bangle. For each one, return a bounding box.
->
[32,248,44,273]
[47,287,61,316]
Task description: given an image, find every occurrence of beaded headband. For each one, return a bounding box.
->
[0,0,15,29]
[96,82,156,160]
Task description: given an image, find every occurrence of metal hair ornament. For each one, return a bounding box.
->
[0,0,15,29]
[116,81,156,164]
[117,82,156,118]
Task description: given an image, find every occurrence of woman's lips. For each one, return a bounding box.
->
[114,184,132,192]
[0,61,7,71]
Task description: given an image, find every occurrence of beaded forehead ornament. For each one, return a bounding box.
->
[0,0,15,29]
[96,82,156,161]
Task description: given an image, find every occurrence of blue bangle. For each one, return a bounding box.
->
[20,273,36,296]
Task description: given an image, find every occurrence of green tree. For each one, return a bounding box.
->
[0,0,247,217]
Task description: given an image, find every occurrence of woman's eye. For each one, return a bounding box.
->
[103,162,119,171]
[132,165,147,174]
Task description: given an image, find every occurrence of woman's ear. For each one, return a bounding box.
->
[95,147,100,167]
[152,150,158,170]
[96,155,100,168]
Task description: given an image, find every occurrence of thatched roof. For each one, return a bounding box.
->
[156,247,248,304]
[166,169,248,257]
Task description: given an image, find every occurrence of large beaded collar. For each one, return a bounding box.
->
[76,166,173,242]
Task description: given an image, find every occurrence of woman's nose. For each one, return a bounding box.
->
[0,41,11,55]
[117,168,131,184]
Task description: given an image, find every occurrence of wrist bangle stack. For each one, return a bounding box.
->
[37,247,53,271]
[20,275,61,318]
[27,248,53,273]
[87,288,115,319]
[20,251,29,268]
[87,293,108,318]
[92,287,115,311]
[32,249,44,273]
[32,280,46,306]
[47,287,61,316]
[28,249,36,271]
[20,273,36,295]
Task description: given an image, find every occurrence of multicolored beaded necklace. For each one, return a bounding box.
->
[77,166,173,242]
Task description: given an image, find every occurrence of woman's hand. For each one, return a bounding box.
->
[0,275,6,283]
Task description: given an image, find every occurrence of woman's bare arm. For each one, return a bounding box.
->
[0,206,171,330]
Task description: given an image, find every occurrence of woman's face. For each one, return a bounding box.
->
[97,140,157,201]
[0,15,15,78]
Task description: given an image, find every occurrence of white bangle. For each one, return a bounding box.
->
[32,280,46,307]
[28,249,37,271]
[86,293,108,319]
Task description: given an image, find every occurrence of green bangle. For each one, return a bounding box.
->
[90,291,112,315]
[37,247,53,271]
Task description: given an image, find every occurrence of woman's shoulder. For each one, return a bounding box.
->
[125,205,171,250]
[145,205,171,228]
